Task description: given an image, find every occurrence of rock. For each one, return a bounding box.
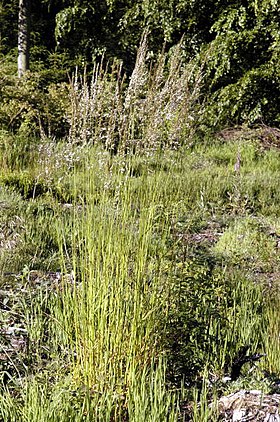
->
[216,390,280,421]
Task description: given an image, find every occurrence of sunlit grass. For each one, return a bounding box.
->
[0,136,279,420]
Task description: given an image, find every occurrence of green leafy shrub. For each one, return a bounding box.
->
[0,170,75,203]
[0,59,69,138]
[0,171,49,199]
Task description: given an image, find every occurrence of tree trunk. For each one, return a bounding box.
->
[18,0,30,77]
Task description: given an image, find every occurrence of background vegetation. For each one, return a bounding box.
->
[1,0,280,135]
[0,0,279,420]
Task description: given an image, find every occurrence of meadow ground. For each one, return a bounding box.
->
[0,129,279,421]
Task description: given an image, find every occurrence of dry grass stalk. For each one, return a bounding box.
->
[67,32,205,154]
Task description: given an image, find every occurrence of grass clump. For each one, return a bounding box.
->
[214,217,278,270]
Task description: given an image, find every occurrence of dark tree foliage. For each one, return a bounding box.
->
[0,0,18,54]
[204,0,280,126]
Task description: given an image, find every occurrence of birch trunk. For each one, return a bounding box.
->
[18,0,30,77]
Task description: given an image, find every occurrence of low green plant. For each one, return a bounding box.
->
[214,217,277,271]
